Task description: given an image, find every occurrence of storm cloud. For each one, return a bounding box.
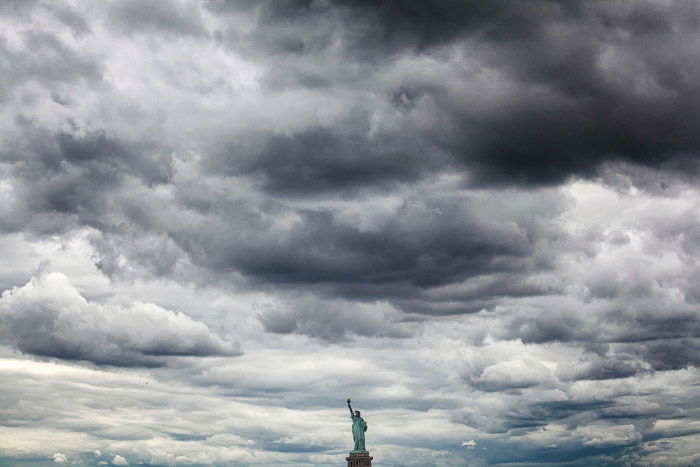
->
[0,1,699,465]
[204,0,700,187]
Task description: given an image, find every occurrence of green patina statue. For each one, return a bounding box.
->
[347,398,368,453]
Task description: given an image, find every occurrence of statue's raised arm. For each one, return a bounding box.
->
[347,398,354,417]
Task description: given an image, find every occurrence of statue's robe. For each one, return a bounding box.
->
[351,414,367,452]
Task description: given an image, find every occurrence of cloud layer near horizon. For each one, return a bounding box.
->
[1,1,699,465]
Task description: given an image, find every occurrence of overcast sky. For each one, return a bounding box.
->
[1,1,700,466]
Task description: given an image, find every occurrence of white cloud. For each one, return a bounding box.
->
[52,452,67,463]
[112,454,128,465]
[461,440,477,448]
[0,272,239,365]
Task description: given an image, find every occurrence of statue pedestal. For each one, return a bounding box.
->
[346,452,372,467]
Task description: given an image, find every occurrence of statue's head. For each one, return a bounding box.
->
[355,410,361,416]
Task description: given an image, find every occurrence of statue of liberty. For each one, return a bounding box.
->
[347,398,368,453]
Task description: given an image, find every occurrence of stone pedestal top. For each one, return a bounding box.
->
[346,451,373,467]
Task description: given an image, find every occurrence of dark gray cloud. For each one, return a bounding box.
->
[50,6,91,36]
[216,126,435,194]
[0,125,172,234]
[203,0,700,189]
[184,203,532,286]
[503,296,700,374]
[259,296,410,340]
[333,0,549,54]
[109,185,568,321]
[425,0,700,186]
[107,0,207,37]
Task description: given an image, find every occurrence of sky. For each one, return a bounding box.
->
[1,1,700,466]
